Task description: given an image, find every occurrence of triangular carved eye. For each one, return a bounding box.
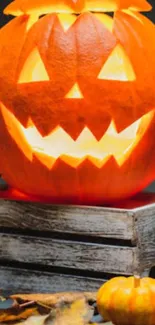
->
[65,82,84,99]
[98,44,136,81]
[18,47,50,84]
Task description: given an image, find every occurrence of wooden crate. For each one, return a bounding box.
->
[0,185,155,296]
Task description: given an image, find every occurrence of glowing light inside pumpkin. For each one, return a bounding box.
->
[19,117,145,165]
[5,0,151,16]
[18,42,136,85]
[1,103,154,168]
[58,14,77,31]
[84,0,118,12]
[26,15,39,31]
[98,44,136,81]
[9,9,152,169]
[94,13,114,32]
[65,83,84,99]
[18,48,50,83]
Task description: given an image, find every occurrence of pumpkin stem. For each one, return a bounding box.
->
[134,275,141,288]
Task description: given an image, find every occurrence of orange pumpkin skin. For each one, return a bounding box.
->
[4,0,152,15]
[0,1,155,203]
[97,276,155,325]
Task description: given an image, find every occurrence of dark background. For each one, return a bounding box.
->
[0,0,155,192]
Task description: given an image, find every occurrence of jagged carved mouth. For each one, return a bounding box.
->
[1,103,154,168]
[0,8,154,169]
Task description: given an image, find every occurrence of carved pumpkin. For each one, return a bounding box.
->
[0,0,155,203]
[97,276,155,325]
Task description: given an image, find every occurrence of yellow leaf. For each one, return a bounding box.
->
[46,298,93,325]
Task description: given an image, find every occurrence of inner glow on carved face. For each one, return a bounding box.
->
[1,103,154,168]
[18,13,136,85]
[18,43,136,85]
[1,11,153,169]
[20,117,151,165]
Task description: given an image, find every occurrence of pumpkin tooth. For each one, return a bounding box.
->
[33,152,56,169]
[22,107,111,140]
[58,123,86,141]
[86,114,111,141]
[51,113,111,141]
[113,112,143,134]
[27,116,59,137]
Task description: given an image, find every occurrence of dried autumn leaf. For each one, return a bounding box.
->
[23,314,50,325]
[4,298,94,325]
[11,292,96,308]
[1,292,96,325]
[0,307,39,323]
[45,298,94,325]
[6,314,49,325]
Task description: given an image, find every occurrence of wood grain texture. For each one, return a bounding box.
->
[134,209,155,274]
[0,192,154,293]
[0,267,104,296]
[0,200,134,240]
[0,233,137,274]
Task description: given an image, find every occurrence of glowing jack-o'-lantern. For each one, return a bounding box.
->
[0,0,155,204]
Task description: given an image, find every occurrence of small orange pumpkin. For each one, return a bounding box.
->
[97,276,155,325]
[0,0,155,204]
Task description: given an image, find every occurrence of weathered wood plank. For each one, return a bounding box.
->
[134,210,155,274]
[0,233,138,274]
[0,267,104,296]
[0,200,134,240]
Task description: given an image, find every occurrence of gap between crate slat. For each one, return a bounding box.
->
[0,227,135,247]
[0,266,104,296]
[0,233,138,275]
